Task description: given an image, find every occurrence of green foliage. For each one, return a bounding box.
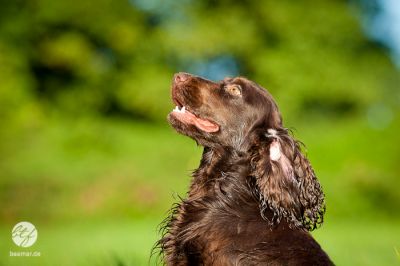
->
[0,0,399,265]
[1,0,398,122]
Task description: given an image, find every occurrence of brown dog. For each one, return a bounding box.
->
[157,73,333,265]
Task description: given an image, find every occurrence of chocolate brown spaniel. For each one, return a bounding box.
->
[156,73,333,265]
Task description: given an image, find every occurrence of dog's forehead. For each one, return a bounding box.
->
[222,76,248,84]
[223,77,265,94]
[227,77,263,91]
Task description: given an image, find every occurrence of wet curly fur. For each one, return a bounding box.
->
[154,73,333,265]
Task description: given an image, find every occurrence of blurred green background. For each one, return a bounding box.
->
[0,0,399,265]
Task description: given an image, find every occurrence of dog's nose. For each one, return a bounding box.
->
[174,72,190,83]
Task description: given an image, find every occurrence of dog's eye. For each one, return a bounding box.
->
[225,84,242,96]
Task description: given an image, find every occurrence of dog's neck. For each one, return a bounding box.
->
[188,147,253,200]
[185,146,277,223]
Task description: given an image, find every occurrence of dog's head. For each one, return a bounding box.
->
[168,72,281,149]
[168,72,325,231]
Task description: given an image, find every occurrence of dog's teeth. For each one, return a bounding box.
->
[173,106,187,113]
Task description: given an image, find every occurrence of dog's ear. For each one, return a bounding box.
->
[251,128,325,230]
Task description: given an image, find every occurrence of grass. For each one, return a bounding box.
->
[0,114,399,265]
[1,218,159,266]
[1,218,399,266]
[313,219,400,266]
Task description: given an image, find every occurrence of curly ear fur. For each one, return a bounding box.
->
[250,128,325,231]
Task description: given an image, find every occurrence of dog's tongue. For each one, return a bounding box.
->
[172,108,219,133]
[194,117,219,132]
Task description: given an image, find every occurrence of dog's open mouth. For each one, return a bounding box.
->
[171,105,219,133]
